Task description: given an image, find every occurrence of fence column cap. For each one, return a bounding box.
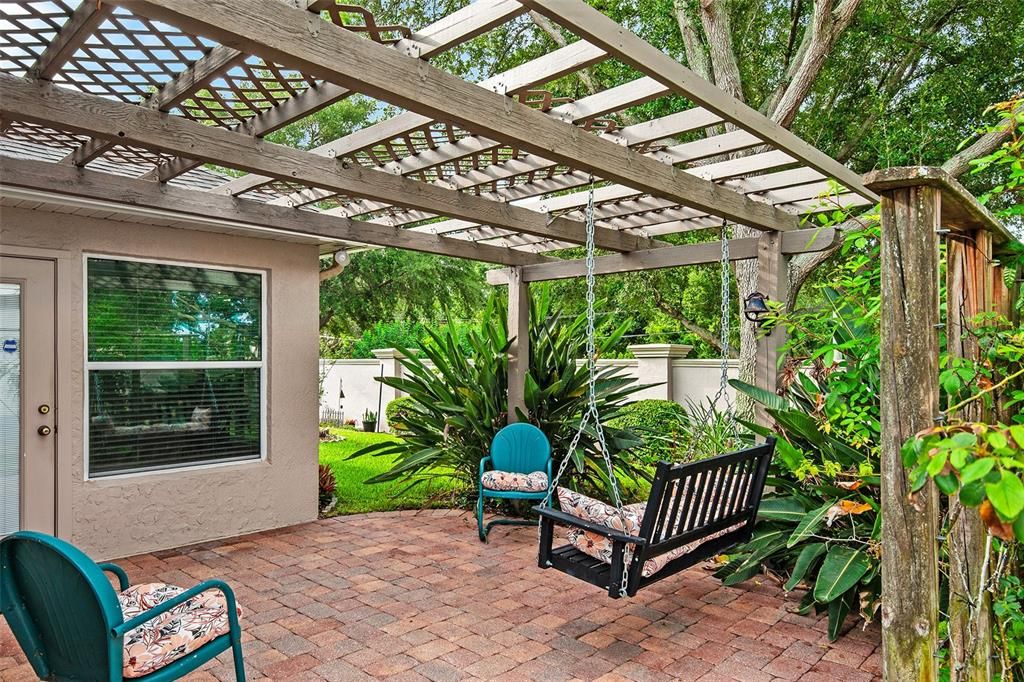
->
[371,348,407,360]
[628,343,693,359]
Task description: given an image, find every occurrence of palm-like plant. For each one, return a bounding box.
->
[351,288,648,496]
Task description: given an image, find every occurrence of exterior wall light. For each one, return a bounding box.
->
[743,291,771,327]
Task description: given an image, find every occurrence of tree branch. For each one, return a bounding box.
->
[652,289,728,354]
[942,98,1024,177]
[769,0,864,127]
[673,0,713,84]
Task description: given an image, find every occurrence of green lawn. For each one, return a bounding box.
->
[318,429,462,515]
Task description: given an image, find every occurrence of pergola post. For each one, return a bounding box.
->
[945,229,994,681]
[754,231,789,425]
[877,183,942,681]
[507,266,530,423]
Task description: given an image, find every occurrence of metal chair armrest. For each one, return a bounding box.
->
[98,563,130,591]
[533,506,646,545]
[112,579,240,638]
[479,456,492,478]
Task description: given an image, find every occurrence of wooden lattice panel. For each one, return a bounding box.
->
[2,119,89,150]
[174,57,315,127]
[96,144,175,168]
[51,6,214,101]
[0,0,78,76]
[315,4,411,44]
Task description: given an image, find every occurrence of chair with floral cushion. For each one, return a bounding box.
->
[0,531,245,681]
[477,423,552,542]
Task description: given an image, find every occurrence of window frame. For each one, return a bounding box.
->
[83,254,267,480]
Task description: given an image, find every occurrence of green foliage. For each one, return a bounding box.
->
[607,400,687,464]
[348,288,647,496]
[385,396,417,435]
[971,97,1024,226]
[318,250,486,354]
[994,574,1024,676]
[350,322,427,359]
[717,377,880,641]
[905,423,1024,541]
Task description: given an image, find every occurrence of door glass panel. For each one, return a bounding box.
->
[0,283,20,536]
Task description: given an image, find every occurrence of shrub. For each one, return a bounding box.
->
[318,464,337,510]
[351,321,426,359]
[386,396,417,435]
[608,400,687,464]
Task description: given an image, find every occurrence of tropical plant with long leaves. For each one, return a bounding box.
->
[351,288,648,497]
[716,376,881,641]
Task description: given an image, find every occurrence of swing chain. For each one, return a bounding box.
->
[538,175,632,598]
[684,219,739,460]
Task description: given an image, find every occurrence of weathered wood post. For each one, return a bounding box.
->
[946,230,993,681]
[870,173,942,681]
[507,266,530,422]
[753,231,789,425]
[867,166,1017,681]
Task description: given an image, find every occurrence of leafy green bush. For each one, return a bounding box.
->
[718,377,880,641]
[350,288,647,496]
[351,321,426,359]
[608,400,686,464]
[385,395,417,435]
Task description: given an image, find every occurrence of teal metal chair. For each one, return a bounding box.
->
[477,423,552,542]
[0,531,245,681]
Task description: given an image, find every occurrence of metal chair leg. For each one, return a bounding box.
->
[477,494,488,543]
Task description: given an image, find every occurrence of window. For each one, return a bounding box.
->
[86,257,264,477]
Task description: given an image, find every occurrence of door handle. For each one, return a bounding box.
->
[37,425,52,436]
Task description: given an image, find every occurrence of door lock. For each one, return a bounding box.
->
[37,425,52,436]
[38,404,50,415]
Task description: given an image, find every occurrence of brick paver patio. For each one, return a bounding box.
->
[1,510,882,681]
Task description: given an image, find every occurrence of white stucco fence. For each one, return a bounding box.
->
[320,344,739,432]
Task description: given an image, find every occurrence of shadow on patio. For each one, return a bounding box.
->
[0,510,881,681]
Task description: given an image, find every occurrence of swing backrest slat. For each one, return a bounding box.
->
[638,439,775,555]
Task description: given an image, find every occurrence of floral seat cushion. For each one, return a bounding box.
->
[118,583,241,679]
[557,486,746,578]
[481,469,548,492]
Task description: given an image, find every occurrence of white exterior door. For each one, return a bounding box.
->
[0,255,56,535]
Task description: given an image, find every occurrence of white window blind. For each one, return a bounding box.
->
[86,258,264,477]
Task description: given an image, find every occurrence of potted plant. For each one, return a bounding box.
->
[362,409,378,433]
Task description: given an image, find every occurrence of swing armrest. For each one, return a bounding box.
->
[534,506,647,546]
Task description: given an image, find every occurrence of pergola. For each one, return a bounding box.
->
[0,0,879,416]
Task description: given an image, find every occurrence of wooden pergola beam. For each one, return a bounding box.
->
[486,227,836,283]
[27,1,113,80]
[116,0,800,233]
[520,0,878,205]
[0,156,549,266]
[0,75,656,253]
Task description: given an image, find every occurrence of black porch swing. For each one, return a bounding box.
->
[534,181,776,599]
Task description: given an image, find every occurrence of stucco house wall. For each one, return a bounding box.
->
[1,206,320,559]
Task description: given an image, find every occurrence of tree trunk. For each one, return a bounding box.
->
[878,184,941,681]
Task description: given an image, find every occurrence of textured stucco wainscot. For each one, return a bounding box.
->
[0,206,320,559]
